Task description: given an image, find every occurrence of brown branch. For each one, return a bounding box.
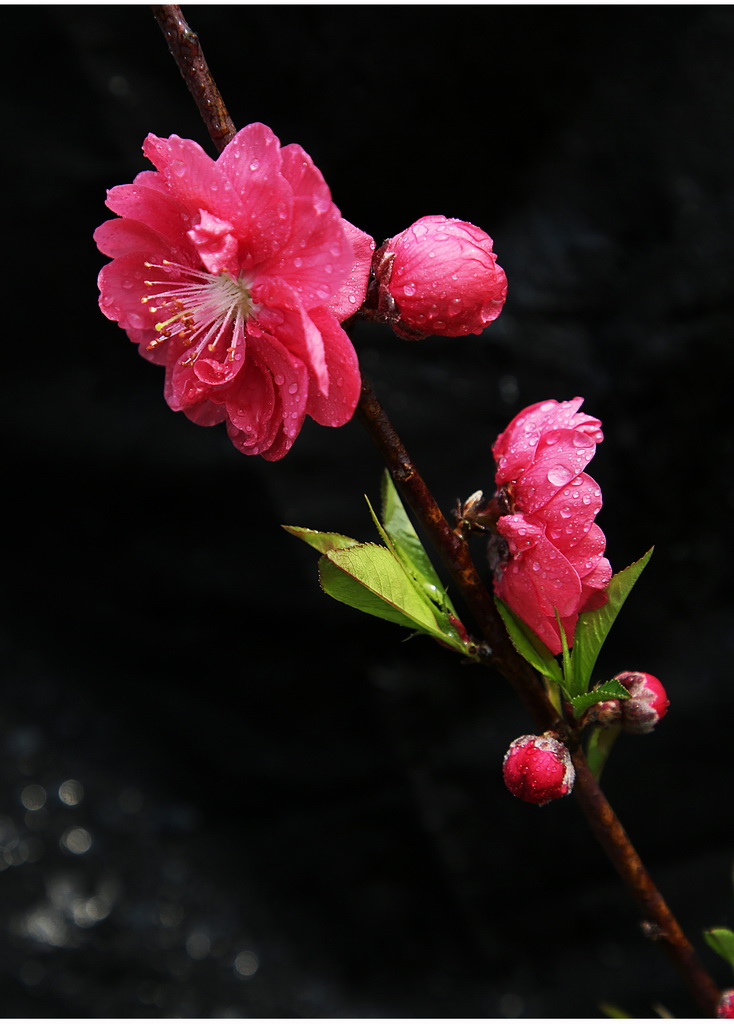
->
[150,5,236,153]
[357,372,720,1017]
[149,7,722,1017]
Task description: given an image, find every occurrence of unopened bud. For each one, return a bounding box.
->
[372,215,507,339]
[615,672,670,734]
[717,989,734,1019]
[502,732,575,805]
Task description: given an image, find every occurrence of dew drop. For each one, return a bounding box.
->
[582,495,591,505]
[572,432,593,448]
[324,264,333,274]
[293,257,303,268]
[128,313,146,330]
[403,284,416,297]
[544,464,573,487]
[122,279,134,290]
[531,561,540,572]
[544,430,561,446]
[559,507,572,519]
[288,382,299,395]
[249,159,260,171]
[274,374,285,386]
[171,161,186,178]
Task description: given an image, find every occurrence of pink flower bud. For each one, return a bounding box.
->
[373,215,507,339]
[616,671,670,734]
[717,990,734,1019]
[502,733,575,805]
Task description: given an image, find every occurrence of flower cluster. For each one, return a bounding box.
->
[492,398,612,654]
[372,215,507,339]
[95,123,374,460]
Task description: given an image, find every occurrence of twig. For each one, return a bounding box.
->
[150,6,722,1015]
[151,5,236,153]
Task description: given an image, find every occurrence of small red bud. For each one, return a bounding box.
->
[615,672,670,734]
[717,989,734,1019]
[502,732,575,805]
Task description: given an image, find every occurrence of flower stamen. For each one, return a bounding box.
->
[140,260,258,360]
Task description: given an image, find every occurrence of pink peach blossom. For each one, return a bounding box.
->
[372,215,507,339]
[95,124,374,460]
[491,398,611,654]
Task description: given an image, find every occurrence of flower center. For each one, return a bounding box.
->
[141,260,258,365]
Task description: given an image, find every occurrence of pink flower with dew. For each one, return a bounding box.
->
[372,215,507,339]
[95,124,375,460]
[491,398,611,655]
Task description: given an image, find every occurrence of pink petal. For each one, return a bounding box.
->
[279,142,332,205]
[187,209,238,275]
[191,318,247,388]
[532,472,602,548]
[97,254,160,336]
[514,431,599,515]
[225,328,308,460]
[327,220,375,322]
[565,523,609,582]
[94,217,184,260]
[256,197,353,309]
[496,515,581,617]
[253,277,328,392]
[493,397,602,485]
[214,124,294,260]
[104,182,193,250]
[305,308,361,427]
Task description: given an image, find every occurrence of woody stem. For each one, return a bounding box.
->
[151,5,721,1016]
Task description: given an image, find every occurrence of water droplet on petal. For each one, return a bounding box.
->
[274,374,285,386]
[249,159,260,171]
[288,382,298,395]
[572,432,594,448]
[171,161,186,177]
[547,465,574,487]
[403,284,416,297]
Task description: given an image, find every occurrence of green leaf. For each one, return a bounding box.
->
[378,472,460,616]
[704,927,734,973]
[495,599,564,683]
[568,678,631,718]
[282,525,361,555]
[555,607,574,695]
[319,542,443,635]
[572,548,654,692]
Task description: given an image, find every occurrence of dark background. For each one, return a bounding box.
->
[4,4,734,1017]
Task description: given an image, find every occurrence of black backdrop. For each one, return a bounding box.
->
[4,4,734,1017]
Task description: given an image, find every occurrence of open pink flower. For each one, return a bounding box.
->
[95,124,375,459]
[491,398,611,654]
